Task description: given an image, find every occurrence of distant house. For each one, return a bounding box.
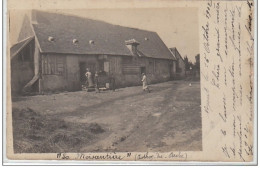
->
[195,54,200,70]
[10,10,177,94]
[169,47,185,78]
[11,37,36,95]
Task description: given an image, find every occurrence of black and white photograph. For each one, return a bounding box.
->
[9,8,201,153]
[4,0,255,164]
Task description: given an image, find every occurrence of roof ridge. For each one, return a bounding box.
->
[11,36,34,47]
[11,36,34,58]
[32,10,157,33]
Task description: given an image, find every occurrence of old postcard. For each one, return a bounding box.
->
[3,0,256,164]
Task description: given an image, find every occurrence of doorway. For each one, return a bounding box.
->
[79,62,86,84]
[140,66,146,75]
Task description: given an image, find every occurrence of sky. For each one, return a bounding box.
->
[9,8,199,62]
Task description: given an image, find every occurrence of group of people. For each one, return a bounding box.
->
[85,68,116,93]
[85,68,150,93]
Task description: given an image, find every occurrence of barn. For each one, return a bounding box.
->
[10,10,176,95]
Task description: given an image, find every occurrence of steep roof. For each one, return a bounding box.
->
[10,36,34,58]
[169,47,184,62]
[30,10,175,60]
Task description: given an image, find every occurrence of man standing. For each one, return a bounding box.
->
[141,73,150,93]
[109,73,116,91]
[94,71,100,93]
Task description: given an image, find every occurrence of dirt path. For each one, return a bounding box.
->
[12,80,202,153]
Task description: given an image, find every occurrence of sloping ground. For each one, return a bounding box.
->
[12,80,201,153]
[12,108,106,153]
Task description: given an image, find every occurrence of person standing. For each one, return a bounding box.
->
[85,68,94,88]
[141,73,150,93]
[109,73,116,91]
[94,71,100,93]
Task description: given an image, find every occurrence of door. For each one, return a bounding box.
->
[140,66,146,74]
[104,61,109,73]
[79,62,86,84]
[86,63,96,76]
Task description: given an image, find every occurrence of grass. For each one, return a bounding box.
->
[12,108,106,153]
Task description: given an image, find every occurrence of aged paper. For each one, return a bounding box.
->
[4,0,255,164]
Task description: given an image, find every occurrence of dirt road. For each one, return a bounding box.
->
[12,80,202,153]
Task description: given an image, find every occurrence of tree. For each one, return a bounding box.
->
[183,56,190,71]
[195,54,200,73]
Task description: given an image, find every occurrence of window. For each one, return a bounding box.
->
[104,61,109,73]
[42,55,65,75]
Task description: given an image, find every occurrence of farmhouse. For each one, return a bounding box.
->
[169,47,185,79]
[10,10,176,95]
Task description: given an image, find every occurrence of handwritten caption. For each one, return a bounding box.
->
[201,0,254,161]
[56,151,188,161]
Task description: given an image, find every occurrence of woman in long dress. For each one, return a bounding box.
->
[85,68,94,87]
[141,73,150,93]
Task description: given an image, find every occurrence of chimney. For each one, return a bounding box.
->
[125,39,140,56]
